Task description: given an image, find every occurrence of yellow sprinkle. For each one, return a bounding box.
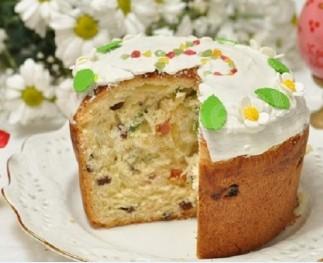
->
[143,50,152,57]
[212,49,222,58]
[180,43,187,50]
[158,57,169,64]
[201,58,210,65]
[283,79,296,92]
[243,106,259,121]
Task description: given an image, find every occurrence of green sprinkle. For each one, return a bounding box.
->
[200,49,212,57]
[121,54,130,60]
[216,37,237,45]
[173,48,183,55]
[186,41,193,47]
[155,61,166,72]
[97,39,122,54]
[268,58,290,74]
[73,69,96,93]
[255,87,290,109]
[155,50,166,57]
[200,95,227,131]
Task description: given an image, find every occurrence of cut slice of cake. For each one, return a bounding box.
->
[69,36,309,258]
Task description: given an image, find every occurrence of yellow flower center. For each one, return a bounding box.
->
[243,106,259,121]
[74,15,98,40]
[283,79,296,92]
[21,86,44,107]
[155,0,164,4]
[117,0,132,15]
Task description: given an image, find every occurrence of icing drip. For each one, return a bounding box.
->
[71,35,309,161]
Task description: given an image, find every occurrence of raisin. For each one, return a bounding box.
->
[169,169,186,186]
[119,206,135,213]
[86,165,93,173]
[156,120,171,135]
[224,184,239,198]
[117,124,128,139]
[96,176,112,186]
[179,201,193,210]
[110,102,124,110]
[162,212,173,221]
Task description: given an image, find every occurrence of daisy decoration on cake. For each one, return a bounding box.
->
[240,97,270,128]
[281,72,304,97]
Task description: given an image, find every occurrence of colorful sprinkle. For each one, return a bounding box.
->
[255,88,290,109]
[0,130,10,148]
[193,39,200,45]
[121,54,130,60]
[97,39,122,54]
[155,61,166,72]
[173,48,183,55]
[200,49,212,57]
[143,50,152,57]
[200,95,227,131]
[268,58,290,74]
[166,51,176,59]
[131,50,141,58]
[212,49,222,58]
[216,37,237,45]
[73,69,96,93]
[155,50,166,57]
[184,49,196,55]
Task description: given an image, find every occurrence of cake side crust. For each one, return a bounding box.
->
[197,127,309,259]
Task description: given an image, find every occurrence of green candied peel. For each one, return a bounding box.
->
[215,37,237,45]
[255,87,290,109]
[267,58,290,74]
[73,69,96,93]
[97,39,122,54]
[200,95,227,131]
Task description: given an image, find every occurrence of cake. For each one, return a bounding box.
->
[69,35,309,258]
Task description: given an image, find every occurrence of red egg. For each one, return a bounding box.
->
[298,0,323,79]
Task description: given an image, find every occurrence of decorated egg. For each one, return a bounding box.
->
[298,0,323,80]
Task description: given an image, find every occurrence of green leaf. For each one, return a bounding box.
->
[200,95,227,131]
[215,37,237,45]
[97,39,122,54]
[73,69,96,93]
[255,88,290,109]
[267,58,289,74]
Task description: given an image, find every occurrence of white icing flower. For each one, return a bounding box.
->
[50,3,115,67]
[55,78,83,119]
[176,15,193,36]
[14,0,69,37]
[281,72,304,97]
[0,29,7,53]
[4,59,58,125]
[240,97,270,128]
[156,0,185,24]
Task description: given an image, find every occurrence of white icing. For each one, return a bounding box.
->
[72,35,309,162]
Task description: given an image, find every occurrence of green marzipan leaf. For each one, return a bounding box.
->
[267,58,290,74]
[97,40,122,54]
[255,88,290,109]
[200,95,227,131]
[73,69,95,93]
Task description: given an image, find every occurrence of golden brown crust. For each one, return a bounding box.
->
[197,127,309,259]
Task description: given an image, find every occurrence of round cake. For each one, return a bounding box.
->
[69,35,309,258]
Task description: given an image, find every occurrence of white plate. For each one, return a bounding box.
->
[2,123,323,261]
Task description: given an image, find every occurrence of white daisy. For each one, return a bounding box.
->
[113,0,158,35]
[50,3,115,67]
[281,72,304,97]
[240,97,270,128]
[156,0,185,24]
[4,59,58,125]
[0,29,7,53]
[14,0,69,37]
[176,15,193,36]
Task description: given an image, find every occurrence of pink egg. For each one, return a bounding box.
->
[298,0,323,79]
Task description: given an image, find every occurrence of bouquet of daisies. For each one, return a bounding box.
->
[0,0,298,127]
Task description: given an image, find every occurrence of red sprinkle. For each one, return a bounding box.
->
[213,72,223,76]
[231,68,238,74]
[166,51,176,59]
[193,39,200,45]
[184,49,196,55]
[131,50,141,58]
[0,130,10,148]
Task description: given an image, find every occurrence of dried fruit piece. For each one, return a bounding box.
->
[96,176,112,186]
[179,200,193,210]
[169,169,186,186]
[110,101,124,110]
[155,120,171,135]
[119,206,135,213]
[224,184,239,198]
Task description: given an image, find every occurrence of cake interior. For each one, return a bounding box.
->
[76,75,200,227]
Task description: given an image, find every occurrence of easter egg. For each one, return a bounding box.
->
[298,0,323,80]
